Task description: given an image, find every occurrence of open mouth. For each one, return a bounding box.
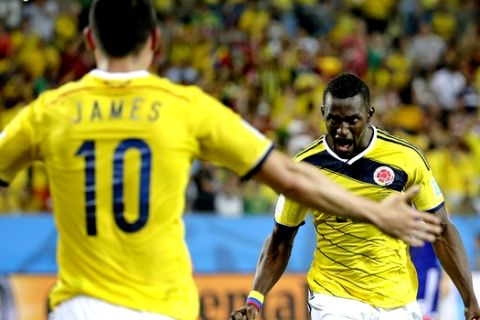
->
[334,138,353,154]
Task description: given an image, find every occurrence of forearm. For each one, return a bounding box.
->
[256,152,377,223]
[285,161,377,221]
[255,150,440,246]
[433,222,479,308]
[252,231,294,295]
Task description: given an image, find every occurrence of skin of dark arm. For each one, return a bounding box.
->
[229,223,299,320]
[253,150,441,246]
[432,207,480,320]
[252,223,299,295]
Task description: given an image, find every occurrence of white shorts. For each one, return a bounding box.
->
[308,292,423,320]
[48,295,176,320]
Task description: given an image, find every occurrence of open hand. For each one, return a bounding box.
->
[375,186,442,246]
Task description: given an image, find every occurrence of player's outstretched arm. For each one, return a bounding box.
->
[431,207,480,320]
[253,150,441,246]
[229,223,298,320]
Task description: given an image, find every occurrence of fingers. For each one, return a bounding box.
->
[406,214,441,246]
[230,311,246,320]
[417,211,441,228]
[396,206,441,246]
[417,213,442,235]
[401,185,421,201]
[229,307,258,320]
[402,234,425,247]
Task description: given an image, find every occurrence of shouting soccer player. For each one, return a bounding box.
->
[230,73,480,320]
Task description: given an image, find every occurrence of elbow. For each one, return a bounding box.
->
[274,178,305,200]
[255,150,310,199]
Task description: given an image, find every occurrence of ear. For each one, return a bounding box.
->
[368,106,375,118]
[151,26,161,53]
[83,27,96,51]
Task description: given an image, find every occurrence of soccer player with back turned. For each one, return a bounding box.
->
[0,1,441,320]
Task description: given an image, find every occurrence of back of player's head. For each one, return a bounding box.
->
[89,0,157,57]
[324,73,371,107]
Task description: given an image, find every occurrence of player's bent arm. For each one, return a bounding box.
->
[431,207,480,320]
[253,150,441,246]
[229,223,299,320]
[251,223,298,295]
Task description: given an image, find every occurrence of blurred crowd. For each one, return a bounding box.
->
[0,0,480,217]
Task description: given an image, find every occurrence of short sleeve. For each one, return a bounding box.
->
[274,195,309,227]
[0,104,40,184]
[193,90,273,179]
[411,153,445,212]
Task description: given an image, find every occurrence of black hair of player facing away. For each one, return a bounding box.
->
[323,73,371,111]
[89,0,158,57]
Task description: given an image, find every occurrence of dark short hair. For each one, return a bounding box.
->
[323,73,371,107]
[89,0,157,57]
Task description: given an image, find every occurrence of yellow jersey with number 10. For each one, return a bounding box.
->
[0,70,273,320]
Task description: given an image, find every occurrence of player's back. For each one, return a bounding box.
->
[0,68,271,319]
[38,70,203,318]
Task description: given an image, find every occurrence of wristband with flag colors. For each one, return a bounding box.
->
[246,290,264,311]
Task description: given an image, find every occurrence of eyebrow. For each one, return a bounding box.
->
[327,114,361,120]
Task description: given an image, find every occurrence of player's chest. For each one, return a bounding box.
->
[318,156,409,195]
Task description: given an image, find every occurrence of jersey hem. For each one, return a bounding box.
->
[425,202,445,213]
[274,218,305,228]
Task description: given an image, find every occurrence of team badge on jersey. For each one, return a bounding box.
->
[373,166,395,186]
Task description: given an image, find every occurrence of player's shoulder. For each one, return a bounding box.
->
[144,75,204,102]
[376,128,421,153]
[292,136,325,162]
[27,81,76,112]
[32,73,94,108]
[376,128,430,169]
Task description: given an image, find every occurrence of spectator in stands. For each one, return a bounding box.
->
[214,171,244,217]
[426,111,478,215]
[22,0,59,43]
[408,21,446,72]
[0,0,21,30]
[430,50,466,121]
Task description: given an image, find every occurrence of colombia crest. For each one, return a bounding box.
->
[373,166,395,186]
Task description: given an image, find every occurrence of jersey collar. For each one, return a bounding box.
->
[89,69,150,80]
[323,125,378,165]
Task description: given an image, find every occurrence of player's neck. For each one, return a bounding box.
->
[356,124,374,153]
[94,50,153,73]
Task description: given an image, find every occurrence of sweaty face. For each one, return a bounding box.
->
[323,93,372,159]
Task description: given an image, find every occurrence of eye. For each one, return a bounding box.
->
[328,116,340,125]
[329,118,337,124]
[345,116,360,125]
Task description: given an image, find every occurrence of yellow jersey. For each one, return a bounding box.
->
[275,126,444,308]
[0,69,273,319]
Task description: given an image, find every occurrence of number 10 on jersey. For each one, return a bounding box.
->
[76,139,152,236]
